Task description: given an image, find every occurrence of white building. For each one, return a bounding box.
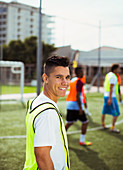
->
[53,45,123,85]
[0,1,55,45]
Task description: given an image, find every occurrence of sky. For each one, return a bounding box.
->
[1,0,123,51]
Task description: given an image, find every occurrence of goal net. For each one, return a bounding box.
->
[0,61,24,103]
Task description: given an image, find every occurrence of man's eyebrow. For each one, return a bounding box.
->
[55,74,70,78]
[55,74,63,77]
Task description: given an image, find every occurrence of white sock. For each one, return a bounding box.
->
[80,134,85,143]
[85,108,88,114]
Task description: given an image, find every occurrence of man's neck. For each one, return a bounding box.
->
[43,86,58,103]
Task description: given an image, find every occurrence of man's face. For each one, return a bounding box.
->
[115,66,121,74]
[78,68,83,78]
[43,66,70,102]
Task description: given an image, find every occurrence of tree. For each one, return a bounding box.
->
[3,40,26,63]
[42,41,57,64]
[3,36,57,65]
[24,36,37,63]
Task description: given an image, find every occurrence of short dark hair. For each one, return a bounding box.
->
[111,63,120,72]
[44,55,70,76]
[75,65,83,76]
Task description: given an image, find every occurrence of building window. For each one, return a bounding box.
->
[18,8,21,13]
[93,67,98,75]
[3,40,6,44]
[2,34,6,37]
[30,25,33,28]
[0,7,7,13]
[17,28,21,32]
[3,21,6,25]
[17,35,20,39]
[18,16,21,19]
[0,27,6,31]
[86,66,89,76]
[0,14,6,19]
[2,27,6,31]
[30,11,33,16]
[3,14,6,18]
[17,22,21,26]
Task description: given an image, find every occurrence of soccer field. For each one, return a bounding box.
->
[0,93,123,170]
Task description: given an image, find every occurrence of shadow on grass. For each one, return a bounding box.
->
[99,128,123,143]
[86,115,123,143]
[87,114,101,128]
[69,145,109,170]
[63,113,103,133]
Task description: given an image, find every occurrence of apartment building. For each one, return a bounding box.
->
[0,1,55,45]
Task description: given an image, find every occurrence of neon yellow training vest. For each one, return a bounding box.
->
[24,99,70,170]
[104,72,118,95]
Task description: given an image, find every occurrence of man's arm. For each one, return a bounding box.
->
[34,146,54,170]
[77,91,84,115]
[107,84,114,105]
[76,80,84,115]
[118,85,122,102]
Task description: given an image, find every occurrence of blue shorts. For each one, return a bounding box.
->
[102,97,120,116]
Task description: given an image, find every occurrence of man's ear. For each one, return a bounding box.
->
[42,73,48,84]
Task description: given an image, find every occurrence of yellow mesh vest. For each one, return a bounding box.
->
[24,99,70,170]
[104,72,118,95]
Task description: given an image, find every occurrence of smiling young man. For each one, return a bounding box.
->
[24,55,70,170]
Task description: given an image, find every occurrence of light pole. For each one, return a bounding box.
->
[97,21,101,92]
[0,5,3,61]
[37,0,42,96]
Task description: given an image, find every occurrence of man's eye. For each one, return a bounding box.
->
[66,76,70,80]
[56,76,61,79]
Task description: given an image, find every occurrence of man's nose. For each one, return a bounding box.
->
[62,77,68,84]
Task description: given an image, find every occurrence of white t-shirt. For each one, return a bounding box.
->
[104,72,117,97]
[31,92,67,170]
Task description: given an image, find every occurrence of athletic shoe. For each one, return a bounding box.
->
[120,101,123,104]
[79,140,92,146]
[102,125,109,130]
[86,112,92,116]
[110,128,120,133]
[85,109,92,116]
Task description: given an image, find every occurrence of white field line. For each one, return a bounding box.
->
[67,119,123,135]
[0,119,123,139]
[0,135,26,139]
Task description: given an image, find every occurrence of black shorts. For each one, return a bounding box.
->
[66,109,88,123]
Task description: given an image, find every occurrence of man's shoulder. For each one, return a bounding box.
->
[30,94,48,109]
[107,72,115,76]
[71,77,78,82]
[31,93,59,112]
[77,78,83,85]
[31,93,44,109]
[106,72,116,79]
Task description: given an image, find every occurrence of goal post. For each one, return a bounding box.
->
[0,61,24,103]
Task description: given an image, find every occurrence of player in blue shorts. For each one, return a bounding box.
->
[102,63,121,133]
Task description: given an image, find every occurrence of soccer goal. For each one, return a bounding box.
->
[0,61,24,103]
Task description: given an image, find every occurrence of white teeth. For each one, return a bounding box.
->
[60,88,66,90]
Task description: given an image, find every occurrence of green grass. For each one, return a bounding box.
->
[1,85,43,94]
[0,93,123,170]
